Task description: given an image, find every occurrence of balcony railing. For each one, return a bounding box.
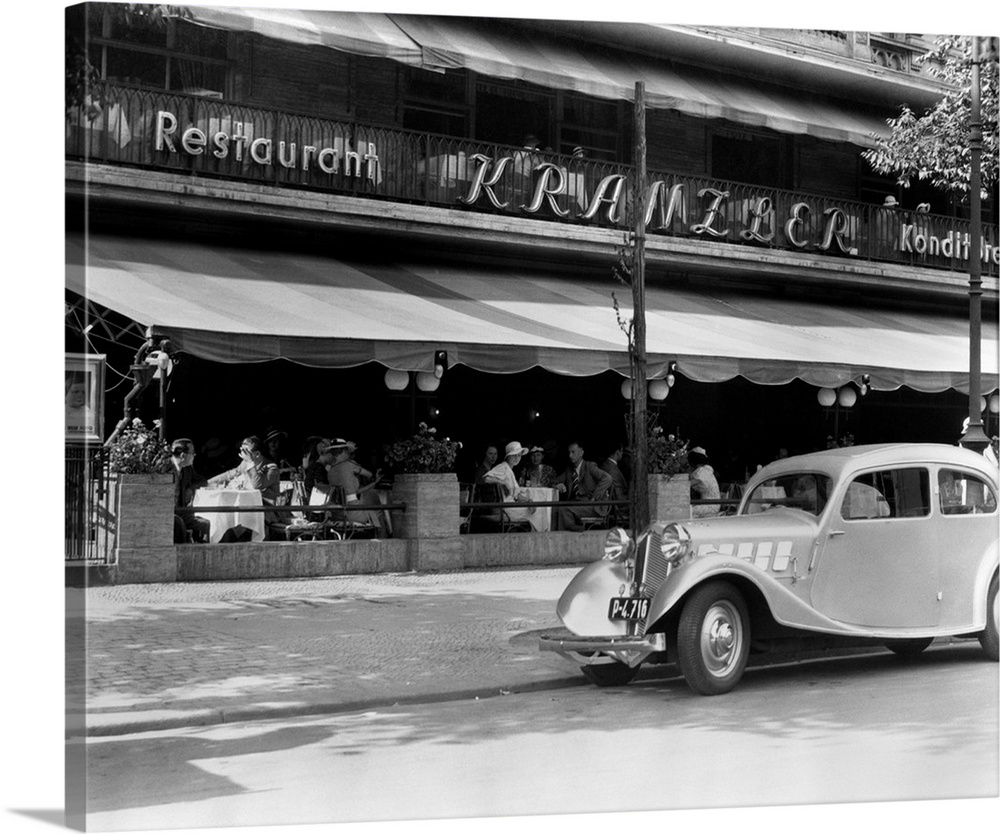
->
[67,83,998,278]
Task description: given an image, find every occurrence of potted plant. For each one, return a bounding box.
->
[384,422,463,545]
[107,417,173,476]
[106,418,175,549]
[646,426,692,520]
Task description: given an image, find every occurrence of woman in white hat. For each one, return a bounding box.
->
[483,441,530,503]
[688,446,721,518]
[483,441,548,529]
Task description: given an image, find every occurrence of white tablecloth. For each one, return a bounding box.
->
[192,488,265,543]
[506,487,558,532]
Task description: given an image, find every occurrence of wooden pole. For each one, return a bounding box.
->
[630,81,650,533]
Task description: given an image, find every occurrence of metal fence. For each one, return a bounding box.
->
[65,445,115,565]
[67,83,998,277]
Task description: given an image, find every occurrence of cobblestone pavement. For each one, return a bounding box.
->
[67,568,586,736]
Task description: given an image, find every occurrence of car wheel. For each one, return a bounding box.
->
[676,581,750,696]
[581,662,640,687]
[884,637,934,657]
[979,573,999,661]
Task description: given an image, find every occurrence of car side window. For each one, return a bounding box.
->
[742,473,831,515]
[840,468,930,520]
[938,469,997,515]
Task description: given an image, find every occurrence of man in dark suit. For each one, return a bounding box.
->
[553,441,613,531]
[171,437,210,543]
[600,443,629,526]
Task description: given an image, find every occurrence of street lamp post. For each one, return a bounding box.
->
[960,35,991,453]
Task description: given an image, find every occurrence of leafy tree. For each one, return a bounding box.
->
[862,35,998,199]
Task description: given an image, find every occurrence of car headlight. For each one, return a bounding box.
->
[661,522,692,567]
[603,527,634,562]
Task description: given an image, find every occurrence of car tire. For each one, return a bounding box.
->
[979,573,999,661]
[581,662,640,687]
[676,581,750,696]
[884,637,934,657]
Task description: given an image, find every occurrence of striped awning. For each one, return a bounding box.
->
[186,6,424,64]
[66,233,996,394]
[184,8,888,147]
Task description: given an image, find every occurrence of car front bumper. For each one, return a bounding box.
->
[538,631,667,667]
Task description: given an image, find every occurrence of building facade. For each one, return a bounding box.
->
[66,6,999,484]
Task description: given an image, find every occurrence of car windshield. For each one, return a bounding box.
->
[741,473,832,516]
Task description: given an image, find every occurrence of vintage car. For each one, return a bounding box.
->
[539,443,999,695]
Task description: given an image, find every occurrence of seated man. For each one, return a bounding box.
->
[552,441,613,531]
[208,435,281,526]
[170,437,210,543]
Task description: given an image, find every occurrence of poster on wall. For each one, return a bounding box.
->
[65,353,106,443]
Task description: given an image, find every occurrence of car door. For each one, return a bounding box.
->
[934,465,998,629]
[811,466,940,628]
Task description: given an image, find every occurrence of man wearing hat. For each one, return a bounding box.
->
[265,429,294,475]
[552,441,613,531]
[689,446,721,518]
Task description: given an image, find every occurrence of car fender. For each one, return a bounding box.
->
[643,556,865,636]
[556,559,630,637]
[973,551,1000,626]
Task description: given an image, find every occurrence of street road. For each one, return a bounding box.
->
[83,644,997,831]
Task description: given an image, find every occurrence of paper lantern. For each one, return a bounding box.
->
[648,379,670,401]
[384,369,409,391]
[415,371,440,392]
[989,394,1000,414]
[837,387,857,408]
[817,388,836,407]
[620,379,632,400]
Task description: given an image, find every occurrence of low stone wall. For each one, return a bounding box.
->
[98,531,608,584]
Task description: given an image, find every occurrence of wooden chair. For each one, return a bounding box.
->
[327,485,381,539]
[579,486,613,531]
[471,482,531,533]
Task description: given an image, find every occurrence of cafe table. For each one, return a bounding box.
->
[192,487,265,544]
[519,486,559,532]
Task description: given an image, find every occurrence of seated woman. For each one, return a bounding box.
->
[483,441,542,531]
[520,446,557,487]
[326,440,389,536]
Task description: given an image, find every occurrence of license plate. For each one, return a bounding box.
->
[608,597,649,621]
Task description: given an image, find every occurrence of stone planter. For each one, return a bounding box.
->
[647,473,691,522]
[390,472,461,571]
[112,472,177,583]
[390,472,460,538]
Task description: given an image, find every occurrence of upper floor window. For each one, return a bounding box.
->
[402,68,469,138]
[559,95,620,161]
[711,128,787,188]
[85,5,231,98]
[474,79,553,149]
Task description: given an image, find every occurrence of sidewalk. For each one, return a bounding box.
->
[67,567,589,737]
[68,565,959,738]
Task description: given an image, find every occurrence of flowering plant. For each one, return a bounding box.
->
[647,426,690,476]
[107,418,172,474]
[384,422,462,474]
